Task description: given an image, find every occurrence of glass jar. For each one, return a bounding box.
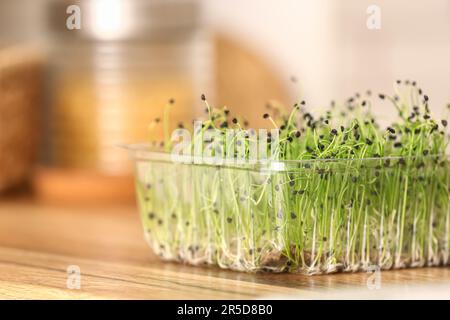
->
[45,0,212,175]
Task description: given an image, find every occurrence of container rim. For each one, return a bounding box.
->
[120,143,449,172]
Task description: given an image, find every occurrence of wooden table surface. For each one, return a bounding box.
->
[0,200,449,299]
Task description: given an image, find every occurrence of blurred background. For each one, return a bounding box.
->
[0,0,449,205]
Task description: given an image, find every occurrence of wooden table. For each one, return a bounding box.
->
[0,200,449,299]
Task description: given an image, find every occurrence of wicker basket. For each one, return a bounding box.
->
[0,47,42,192]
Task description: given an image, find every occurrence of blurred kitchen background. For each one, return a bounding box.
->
[0,0,449,205]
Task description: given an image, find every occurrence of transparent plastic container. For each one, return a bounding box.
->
[126,144,450,275]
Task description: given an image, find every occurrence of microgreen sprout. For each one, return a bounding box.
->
[134,81,449,274]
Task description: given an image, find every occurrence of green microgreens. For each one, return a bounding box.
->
[137,81,449,274]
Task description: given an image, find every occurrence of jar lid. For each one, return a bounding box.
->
[46,0,200,42]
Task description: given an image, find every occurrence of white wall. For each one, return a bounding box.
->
[201,0,450,115]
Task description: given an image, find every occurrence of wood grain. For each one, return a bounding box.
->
[0,200,449,299]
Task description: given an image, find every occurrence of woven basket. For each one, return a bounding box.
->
[0,47,42,192]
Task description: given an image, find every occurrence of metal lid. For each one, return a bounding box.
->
[46,0,200,42]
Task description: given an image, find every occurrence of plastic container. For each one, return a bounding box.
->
[126,144,450,275]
